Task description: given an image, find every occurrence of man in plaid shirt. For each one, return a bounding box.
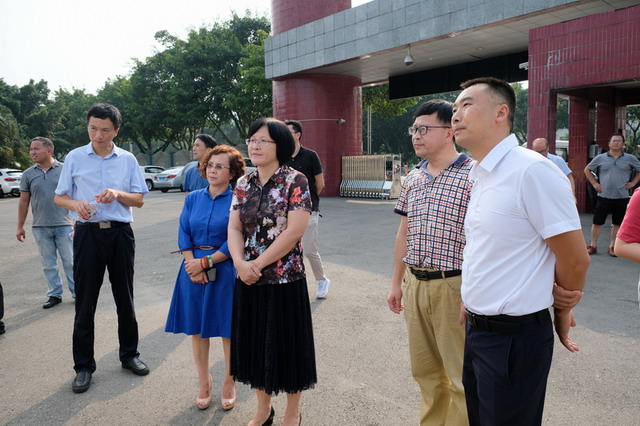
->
[387,99,474,426]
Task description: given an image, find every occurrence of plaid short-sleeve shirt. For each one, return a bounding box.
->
[394,154,474,270]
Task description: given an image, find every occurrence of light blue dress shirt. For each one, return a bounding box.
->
[55,142,148,223]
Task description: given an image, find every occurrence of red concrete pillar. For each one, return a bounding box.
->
[569,97,591,212]
[273,75,362,196]
[271,0,361,196]
[596,102,616,148]
[527,88,556,149]
[272,0,350,34]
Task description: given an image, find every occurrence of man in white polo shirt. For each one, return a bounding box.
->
[452,77,590,425]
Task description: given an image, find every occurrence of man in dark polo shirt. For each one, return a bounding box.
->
[584,133,640,256]
[17,137,75,309]
[285,120,331,298]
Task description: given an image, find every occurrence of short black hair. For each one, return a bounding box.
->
[248,118,295,165]
[86,103,122,129]
[284,120,303,138]
[195,133,217,149]
[610,132,625,142]
[413,99,453,125]
[460,77,516,131]
[31,136,54,150]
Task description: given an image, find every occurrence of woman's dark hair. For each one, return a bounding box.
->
[86,103,122,129]
[199,145,246,186]
[247,117,295,165]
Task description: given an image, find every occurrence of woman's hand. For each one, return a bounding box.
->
[184,259,208,283]
[185,258,204,276]
[236,260,262,285]
[192,271,208,284]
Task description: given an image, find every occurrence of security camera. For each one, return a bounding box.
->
[404,54,414,66]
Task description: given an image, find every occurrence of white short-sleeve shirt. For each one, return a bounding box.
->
[461,134,581,316]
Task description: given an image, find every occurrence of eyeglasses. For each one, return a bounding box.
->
[408,125,451,136]
[206,163,230,171]
[245,139,275,146]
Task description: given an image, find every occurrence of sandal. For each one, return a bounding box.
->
[221,379,236,411]
[196,374,212,410]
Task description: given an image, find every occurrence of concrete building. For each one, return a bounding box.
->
[266,0,640,211]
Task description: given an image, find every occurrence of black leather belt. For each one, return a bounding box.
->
[466,309,549,334]
[410,268,462,281]
[75,221,129,229]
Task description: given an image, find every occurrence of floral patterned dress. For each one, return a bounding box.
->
[232,165,311,284]
[230,165,317,395]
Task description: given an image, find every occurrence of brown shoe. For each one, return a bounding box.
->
[608,246,617,257]
[587,246,597,255]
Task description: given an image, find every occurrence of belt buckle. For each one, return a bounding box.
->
[466,311,477,327]
[99,222,111,229]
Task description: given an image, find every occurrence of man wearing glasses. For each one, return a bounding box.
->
[285,120,331,299]
[387,100,473,425]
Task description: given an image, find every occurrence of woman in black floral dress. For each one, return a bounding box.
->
[228,117,316,426]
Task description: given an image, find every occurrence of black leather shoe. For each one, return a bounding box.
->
[122,357,149,376]
[0,321,5,335]
[72,371,92,393]
[43,297,62,309]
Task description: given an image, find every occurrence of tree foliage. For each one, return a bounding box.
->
[0,12,271,163]
[626,105,640,156]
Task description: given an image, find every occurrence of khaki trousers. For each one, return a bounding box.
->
[402,269,468,426]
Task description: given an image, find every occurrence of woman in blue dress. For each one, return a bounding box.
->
[165,145,245,410]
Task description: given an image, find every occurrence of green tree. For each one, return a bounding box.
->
[223,28,273,139]
[133,12,271,150]
[0,105,28,167]
[512,82,528,144]
[626,105,640,156]
[49,88,97,157]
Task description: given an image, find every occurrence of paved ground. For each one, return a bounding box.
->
[1,191,639,425]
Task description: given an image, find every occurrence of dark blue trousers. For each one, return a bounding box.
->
[463,310,553,426]
[72,224,139,373]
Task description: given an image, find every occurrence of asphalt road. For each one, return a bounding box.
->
[1,191,639,425]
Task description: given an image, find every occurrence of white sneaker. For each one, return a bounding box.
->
[316,279,331,299]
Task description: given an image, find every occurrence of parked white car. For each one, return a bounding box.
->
[153,166,187,192]
[139,165,165,191]
[0,168,22,198]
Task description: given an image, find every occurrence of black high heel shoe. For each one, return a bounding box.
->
[262,406,275,426]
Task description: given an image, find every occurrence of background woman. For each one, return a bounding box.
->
[165,145,245,410]
[229,118,316,426]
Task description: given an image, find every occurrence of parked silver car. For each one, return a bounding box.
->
[153,166,187,192]
[0,168,22,198]
[139,165,165,191]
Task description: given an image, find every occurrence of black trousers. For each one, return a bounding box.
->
[463,310,553,426]
[72,224,139,373]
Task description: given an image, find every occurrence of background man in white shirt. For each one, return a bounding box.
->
[452,77,590,425]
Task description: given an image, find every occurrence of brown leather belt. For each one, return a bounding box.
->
[170,245,219,254]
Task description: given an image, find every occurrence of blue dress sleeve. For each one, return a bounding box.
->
[178,193,194,250]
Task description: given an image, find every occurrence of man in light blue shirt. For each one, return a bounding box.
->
[182,134,216,192]
[17,137,75,309]
[531,137,576,197]
[55,103,149,394]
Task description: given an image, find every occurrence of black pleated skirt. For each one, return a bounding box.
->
[230,278,317,395]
